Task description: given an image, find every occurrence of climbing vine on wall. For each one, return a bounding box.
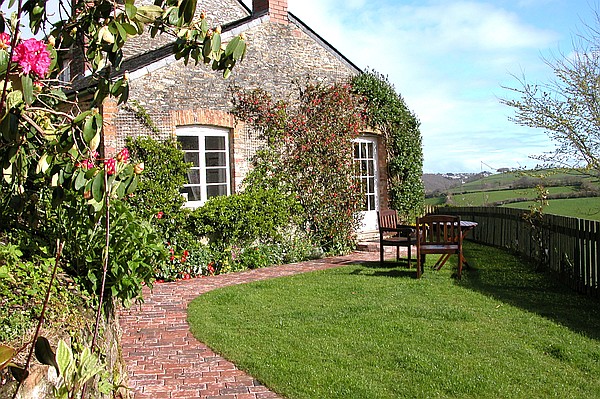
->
[351,70,424,221]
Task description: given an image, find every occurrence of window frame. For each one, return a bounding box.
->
[176,125,231,208]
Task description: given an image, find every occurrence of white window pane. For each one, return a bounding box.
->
[368,161,374,177]
[187,169,201,184]
[207,184,228,198]
[181,186,202,201]
[178,136,199,150]
[206,168,227,184]
[184,152,200,167]
[206,152,226,167]
[206,136,226,150]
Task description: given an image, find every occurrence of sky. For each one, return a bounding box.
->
[241,0,596,173]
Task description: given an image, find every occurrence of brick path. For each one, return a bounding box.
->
[118,250,385,399]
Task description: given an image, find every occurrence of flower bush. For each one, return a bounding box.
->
[12,37,52,78]
[232,82,367,254]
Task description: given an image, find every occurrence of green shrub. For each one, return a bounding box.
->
[189,188,300,250]
[0,242,91,343]
[125,136,192,241]
[55,199,165,308]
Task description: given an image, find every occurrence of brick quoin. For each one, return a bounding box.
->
[253,0,288,24]
[100,96,119,158]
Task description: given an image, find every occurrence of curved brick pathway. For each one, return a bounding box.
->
[118,251,381,399]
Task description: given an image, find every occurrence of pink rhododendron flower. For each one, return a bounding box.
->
[104,158,116,175]
[156,211,164,219]
[0,33,10,49]
[12,38,51,78]
[116,148,129,163]
[81,158,95,170]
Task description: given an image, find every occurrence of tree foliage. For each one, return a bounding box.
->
[501,11,600,175]
[351,70,424,221]
[0,0,248,395]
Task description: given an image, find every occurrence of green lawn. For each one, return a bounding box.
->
[188,243,600,399]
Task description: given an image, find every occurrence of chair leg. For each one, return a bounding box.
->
[416,252,422,278]
[457,251,462,279]
[407,245,411,269]
[380,244,384,266]
[396,246,399,261]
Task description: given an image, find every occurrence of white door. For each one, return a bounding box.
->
[353,137,379,232]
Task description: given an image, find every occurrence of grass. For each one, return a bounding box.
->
[187,243,600,399]
[446,186,577,207]
[503,197,600,220]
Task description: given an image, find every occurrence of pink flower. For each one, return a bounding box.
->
[12,38,51,78]
[116,148,129,163]
[156,211,164,219]
[104,158,116,175]
[0,33,10,49]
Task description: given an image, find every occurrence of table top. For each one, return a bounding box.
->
[460,221,478,228]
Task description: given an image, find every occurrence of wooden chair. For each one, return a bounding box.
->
[416,215,463,279]
[377,210,417,267]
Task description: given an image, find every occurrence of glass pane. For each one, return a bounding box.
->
[207,184,228,198]
[206,152,226,167]
[206,168,227,184]
[354,143,360,158]
[367,143,374,159]
[361,177,368,193]
[368,177,375,194]
[367,161,374,177]
[368,195,375,211]
[177,136,199,150]
[180,186,202,201]
[205,136,226,150]
[184,152,200,167]
[187,169,201,184]
[361,143,367,158]
[361,160,368,174]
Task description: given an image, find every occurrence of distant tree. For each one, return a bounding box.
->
[501,10,600,176]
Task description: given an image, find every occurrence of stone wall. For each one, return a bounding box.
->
[115,19,361,190]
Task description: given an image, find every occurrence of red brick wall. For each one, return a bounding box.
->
[253,0,288,24]
[100,97,118,158]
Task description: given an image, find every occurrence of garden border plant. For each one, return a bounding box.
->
[0,0,249,396]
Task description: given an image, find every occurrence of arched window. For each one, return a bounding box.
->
[176,125,231,207]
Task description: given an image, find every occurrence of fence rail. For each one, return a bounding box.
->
[433,207,599,298]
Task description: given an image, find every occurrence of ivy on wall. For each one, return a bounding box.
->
[351,70,424,221]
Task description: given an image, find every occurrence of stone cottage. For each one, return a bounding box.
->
[94,0,389,232]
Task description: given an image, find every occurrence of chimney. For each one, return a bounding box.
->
[252,0,288,24]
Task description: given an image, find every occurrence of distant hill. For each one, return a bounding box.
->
[422,172,492,195]
[423,169,600,220]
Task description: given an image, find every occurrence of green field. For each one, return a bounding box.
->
[426,169,600,219]
[503,197,600,220]
[445,186,577,207]
[450,169,595,193]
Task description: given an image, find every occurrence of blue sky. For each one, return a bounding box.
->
[243,0,596,172]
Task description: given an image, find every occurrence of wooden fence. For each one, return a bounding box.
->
[433,207,599,298]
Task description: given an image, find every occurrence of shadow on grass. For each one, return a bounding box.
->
[461,242,600,341]
[349,260,418,278]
